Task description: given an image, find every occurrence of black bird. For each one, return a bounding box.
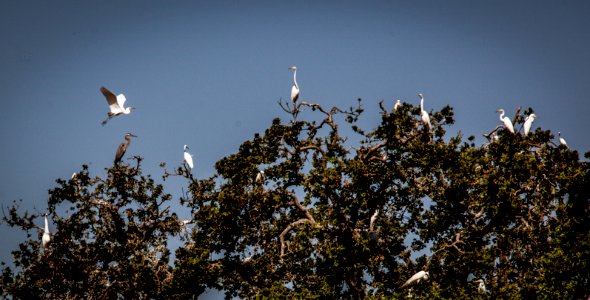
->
[114,133,137,165]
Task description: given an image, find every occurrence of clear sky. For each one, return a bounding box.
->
[1,0,589,283]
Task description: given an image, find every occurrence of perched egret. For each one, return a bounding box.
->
[100,86,135,126]
[255,170,265,184]
[476,279,486,294]
[496,109,515,134]
[523,113,536,136]
[184,145,194,169]
[42,213,51,251]
[394,99,401,111]
[288,66,299,103]
[402,270,429,287]
[558,132,568,148]
[418,94,431,131]
[370,209,379,232]
[114,133,137,165]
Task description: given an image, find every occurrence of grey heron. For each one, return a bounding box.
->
[418,94,431,131]
[184,145,194,169]
[288,66,299,103]
[114,133,137,165]
[523,113,536,136]
[402,270,429,287]
[100,86,135,126]
[558,131,568,148]
[496,109,515,134]
[42,213,51,251]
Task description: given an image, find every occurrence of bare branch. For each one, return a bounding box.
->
[279,218,311,259]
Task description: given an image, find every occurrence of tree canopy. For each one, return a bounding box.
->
[2,99,589,299]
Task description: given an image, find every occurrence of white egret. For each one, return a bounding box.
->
[288,66,299,103]
[496,109,515,134]
[42,213,51,251]
[114,133,137,165]
[476,279,486,294]
[402,270,429,287]
[523,113,536,136]
[184,145,194,169]
[255,170,265,184]
[558,132,568,148]
[418,94,431,131]
[100,86,135,126]
[369,209,379,232]
[394,99,401,111]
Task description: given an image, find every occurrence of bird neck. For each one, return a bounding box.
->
[420,98,424,111]
[44,216,49,232]
[293,70,298,88]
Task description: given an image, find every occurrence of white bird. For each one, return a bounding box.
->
[42,213,51,251]
[255,170,265,184]
[476,279,486,294]
[496,109,515,134]
[100,86,135,126]
[394,99,401,111]
[288,66,299,103]
[418,94,431,131]
[402,270,429,287]
[558,132,568,148]
[369,209,379,232]
[184,145,194,169]
[523,113,536,136]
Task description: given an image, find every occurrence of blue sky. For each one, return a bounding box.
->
[1,0,589,279]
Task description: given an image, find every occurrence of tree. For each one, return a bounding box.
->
[1,158,187,299]
[2,99,589,299]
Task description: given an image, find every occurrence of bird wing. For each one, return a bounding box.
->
[402,271,425,287]
[421,111,431,128]
[291,85,299,102]
[114,143,127,164]
[116,94,127,108]
[101,87,119,107]
[184,152,194,169]
[504,119,515,133]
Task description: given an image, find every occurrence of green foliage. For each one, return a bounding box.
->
[1,100,589,299]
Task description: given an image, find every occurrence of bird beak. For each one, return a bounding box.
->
[130,134,138,137]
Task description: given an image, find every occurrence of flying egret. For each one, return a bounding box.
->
[523,113,536,136]
[183,145,194,169]
[42,213,51,251]
[496,109,515,134]
[476,279,486,294]
[402,270,429,287]
[418,94,431,131]
[255,170,265,184]
[114,133,137,165]
[558,132,568,148]
[100,86,135,126]
[288,66,299,103]
[394,99,401,111]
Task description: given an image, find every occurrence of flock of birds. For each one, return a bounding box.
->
[37,66,569,294]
